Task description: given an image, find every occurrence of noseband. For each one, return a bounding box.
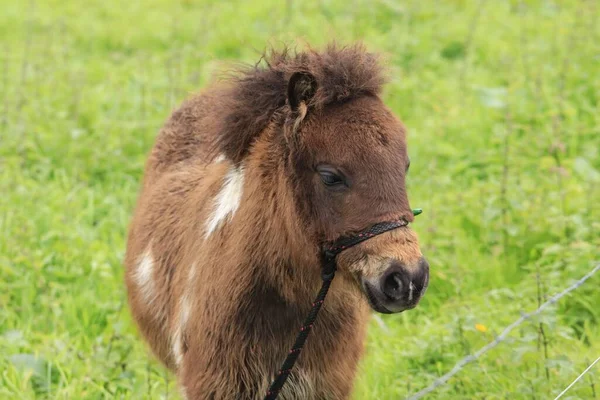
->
[264,209,423,399]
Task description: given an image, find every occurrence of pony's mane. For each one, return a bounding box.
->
[216,43,387,162]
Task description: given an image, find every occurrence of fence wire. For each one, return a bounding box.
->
[553,355,600,400]
[406,263,600,400]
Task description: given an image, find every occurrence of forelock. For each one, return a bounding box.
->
[215,42,387,163]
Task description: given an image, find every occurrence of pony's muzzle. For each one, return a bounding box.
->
[361,257,429,314]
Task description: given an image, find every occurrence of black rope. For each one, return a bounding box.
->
[323,219,408,255]
[264,255,336,400]
[264,218,408,400]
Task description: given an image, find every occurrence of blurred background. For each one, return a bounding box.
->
[1,0,599,398]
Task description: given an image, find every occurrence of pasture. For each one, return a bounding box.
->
[1,0,599,398]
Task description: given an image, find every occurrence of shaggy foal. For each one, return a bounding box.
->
[125,43,429,399]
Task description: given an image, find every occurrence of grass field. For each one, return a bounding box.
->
[1,0,599,398]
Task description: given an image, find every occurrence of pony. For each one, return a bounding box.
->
[124,43,429,399]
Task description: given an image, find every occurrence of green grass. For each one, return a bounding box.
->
[1,0,599,398]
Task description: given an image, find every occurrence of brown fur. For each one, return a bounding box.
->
[125,43,426,399]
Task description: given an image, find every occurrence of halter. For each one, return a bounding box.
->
[264,208,423,400]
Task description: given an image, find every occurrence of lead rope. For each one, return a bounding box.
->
[263,253,337,400]
[264,212,421,400]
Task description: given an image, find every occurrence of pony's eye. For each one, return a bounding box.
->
[316,166,346,188]
[319,171,344,186]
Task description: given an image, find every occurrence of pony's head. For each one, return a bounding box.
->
[219,44,429,313]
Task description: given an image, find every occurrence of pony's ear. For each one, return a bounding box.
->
[287,72,317,112]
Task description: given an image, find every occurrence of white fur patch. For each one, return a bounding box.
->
[134,246,156,304]
[172,296,190,366]
[214,153,226,163]
[204,163,245,238]
[173,263,196,366]
[188,261,197,283]
[172,329,183,367]
[408,281,416,302]
[278,368,316,400]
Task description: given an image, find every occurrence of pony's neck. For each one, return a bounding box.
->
[234,126,321,298]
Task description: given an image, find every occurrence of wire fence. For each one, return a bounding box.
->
[406,263,600,400]
[554,355,600,400]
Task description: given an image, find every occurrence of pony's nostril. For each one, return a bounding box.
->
[382,272,404,301]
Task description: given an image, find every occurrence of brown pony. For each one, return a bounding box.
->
[124,43,429,400]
